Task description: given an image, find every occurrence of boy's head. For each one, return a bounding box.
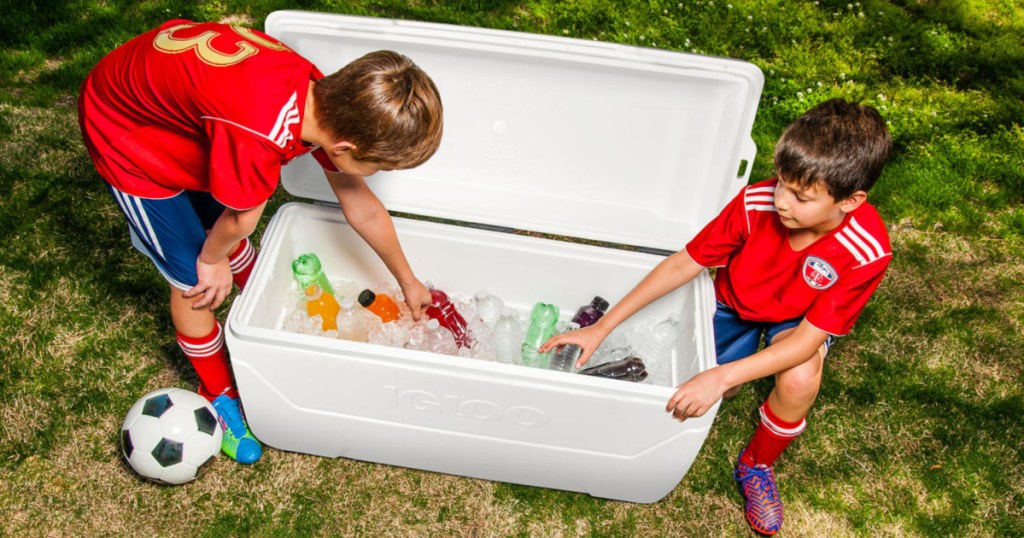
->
[774,98,891,201]
[313,50,443,169]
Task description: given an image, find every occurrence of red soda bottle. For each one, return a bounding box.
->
[424,282,473,348]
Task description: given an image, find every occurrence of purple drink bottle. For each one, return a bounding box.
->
[571,296,609,328]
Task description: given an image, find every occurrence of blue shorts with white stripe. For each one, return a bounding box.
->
[105,183,226,291]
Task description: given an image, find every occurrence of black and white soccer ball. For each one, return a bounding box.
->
[120,388,223,485]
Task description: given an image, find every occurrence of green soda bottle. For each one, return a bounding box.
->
[291,253,334,296]
[521,302,560,368]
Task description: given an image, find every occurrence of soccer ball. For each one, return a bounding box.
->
[120,388,223,485]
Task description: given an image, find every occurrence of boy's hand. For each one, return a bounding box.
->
[538,324,609,368]
[666,368,726,422]
[185,258,233,311]
[400,280,431,321]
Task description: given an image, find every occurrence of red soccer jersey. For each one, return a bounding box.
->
[79,20,336,210]
[685,178,891,336]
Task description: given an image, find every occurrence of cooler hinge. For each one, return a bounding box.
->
[634,246,675,257]
[466,222,517,234]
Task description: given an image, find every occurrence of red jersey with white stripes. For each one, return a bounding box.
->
[79,19,336,210]
[685,178,890,336]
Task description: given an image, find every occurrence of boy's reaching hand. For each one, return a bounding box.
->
[539,324,610,368]
[665,368,728,422]
[185,258,234,311]
[400,280,432,321]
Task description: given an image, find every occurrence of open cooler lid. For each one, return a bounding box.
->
[267,11,763,253]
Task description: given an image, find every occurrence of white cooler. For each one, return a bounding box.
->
[225,10,763,504]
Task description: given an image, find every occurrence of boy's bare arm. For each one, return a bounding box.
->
[540,249,704,365]
[185,202,266,311]
[325,170,430,319]
[666,320,830,421]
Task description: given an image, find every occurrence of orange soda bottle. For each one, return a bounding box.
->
[357,289,401,323]
[305,284,340,331]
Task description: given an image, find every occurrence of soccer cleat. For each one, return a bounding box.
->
[734,450,784,535]
[211,394,263,464]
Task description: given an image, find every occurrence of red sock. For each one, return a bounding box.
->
[176,322,238,401]
[741,399,806,468]
[228,237,256,291]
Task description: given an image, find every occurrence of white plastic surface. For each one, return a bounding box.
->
[227,11,765,503]
[266,11,762,252]
[227,203,718,503]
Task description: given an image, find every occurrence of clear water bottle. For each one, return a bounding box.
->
[572,295,609,328]
[336,296,368,343]
[424,318,458,356]
[292,253,334,296]
[628,313,681,386]
[304,284,340,332]
[492,307,523,364]
[521,302,560,368]
[474,289,504,326]
[548,321,582,372]
[424,282,473,348]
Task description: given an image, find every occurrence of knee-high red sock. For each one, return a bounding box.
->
[228,237,256,291]
[176,322,238,401]
[741,399,806,468]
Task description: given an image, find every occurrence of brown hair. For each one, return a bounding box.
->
[774,98,891,200]
[313,50,443,169]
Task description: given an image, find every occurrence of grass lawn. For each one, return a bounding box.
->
[1,1,1022,536]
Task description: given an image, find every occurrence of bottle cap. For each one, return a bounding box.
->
[592,296,610,312]
[340,296,355,308]
[357,289,376,307]
[292,253,321,275]
[305,284,323,300]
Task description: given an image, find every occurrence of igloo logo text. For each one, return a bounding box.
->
[383,385,549,428]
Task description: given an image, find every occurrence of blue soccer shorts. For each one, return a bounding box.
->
[713,302,834,365]
[105,183,226,291]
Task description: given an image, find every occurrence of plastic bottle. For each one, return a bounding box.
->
[521,302,560,368]
[305,284,340,332]
[424,282,473,348]
[474,289,504,326]
[492,307,523,364]
[572,296,609,328]
[336,296,368,343]
[579,356,648,382]
[424,318,458,356]
[292,253,334,296]
[357,289,402,323]
[548,321,582,372]
[629,313,681,386]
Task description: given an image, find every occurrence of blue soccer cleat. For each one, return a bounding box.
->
[734,450,784,535]
[211,394,263,464]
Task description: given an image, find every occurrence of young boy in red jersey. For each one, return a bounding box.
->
[79,20,443,464]
[542,99,891,535]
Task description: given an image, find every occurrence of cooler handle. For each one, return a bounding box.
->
[732,137,757,196]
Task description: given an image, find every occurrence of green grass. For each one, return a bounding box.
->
[1,1,1022,536]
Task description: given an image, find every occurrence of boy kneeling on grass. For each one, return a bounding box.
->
[542,98,891,535]
[79,20,442,465]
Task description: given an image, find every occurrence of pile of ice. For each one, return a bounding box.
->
[282,279,680,387]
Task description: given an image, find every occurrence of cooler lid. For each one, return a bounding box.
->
[267,11,763,252]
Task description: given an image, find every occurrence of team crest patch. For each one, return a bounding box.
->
[803,256,837,290]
